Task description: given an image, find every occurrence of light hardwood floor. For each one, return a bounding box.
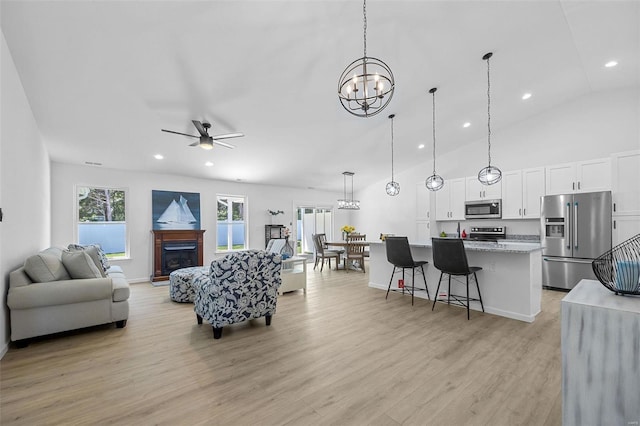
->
[1,264,564,425]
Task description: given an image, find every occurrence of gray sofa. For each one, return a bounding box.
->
[7,246,130,346]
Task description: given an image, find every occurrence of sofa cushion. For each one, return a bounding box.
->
[68,244,108,276]
[68,244,110,272]
[62,250,103,279]
[24,253,70,283]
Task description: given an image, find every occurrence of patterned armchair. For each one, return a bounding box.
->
[194,250,282,339]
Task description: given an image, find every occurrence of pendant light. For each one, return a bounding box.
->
[385,114,400,196]
[425,87,444,191]
[477,52,502,186]
[338,171,360,210]
[337,0,395,118]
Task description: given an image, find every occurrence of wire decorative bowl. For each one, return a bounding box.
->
[592,233,640,296]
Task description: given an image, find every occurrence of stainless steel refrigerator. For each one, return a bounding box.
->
[541,191,612,291]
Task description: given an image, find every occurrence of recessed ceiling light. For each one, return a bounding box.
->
[522,93,532,100]
[205,161,213,167]
[154,154,163,160]
[463,122,471,128]
[605,60,618,68]
[418,144,425,149]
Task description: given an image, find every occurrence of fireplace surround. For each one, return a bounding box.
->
[152,230,205,282]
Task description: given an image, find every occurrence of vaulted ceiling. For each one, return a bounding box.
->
[2,1,638,191]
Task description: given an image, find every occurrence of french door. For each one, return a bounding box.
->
[296,206,334,254]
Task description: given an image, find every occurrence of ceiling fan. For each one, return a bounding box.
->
[161,120,244,150]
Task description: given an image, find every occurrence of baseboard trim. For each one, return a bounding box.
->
[1,341,9,359]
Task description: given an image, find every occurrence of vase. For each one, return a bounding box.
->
[281,236,294,258]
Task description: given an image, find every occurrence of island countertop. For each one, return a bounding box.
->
[370,239,542,254]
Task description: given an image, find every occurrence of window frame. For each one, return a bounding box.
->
[74,184,130,260]
[216,193,248,253]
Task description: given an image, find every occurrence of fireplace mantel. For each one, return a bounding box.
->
[152,229,205,282]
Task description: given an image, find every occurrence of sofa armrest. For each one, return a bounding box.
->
[7,278,113,310]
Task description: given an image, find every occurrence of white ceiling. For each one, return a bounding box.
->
[2,1,638,192]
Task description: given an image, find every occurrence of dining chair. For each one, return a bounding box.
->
[384,236,429,305]
[312,234,341,271]
[318,233,344,257]
[431,238,484,320]
[345,234,366,273]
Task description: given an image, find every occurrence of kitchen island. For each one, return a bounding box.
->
[369,240,543,322]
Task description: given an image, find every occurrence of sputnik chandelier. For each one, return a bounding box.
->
[337,0,395,118]
[477,52,502,186]
[385,114,400,196]
[338,171,360,210]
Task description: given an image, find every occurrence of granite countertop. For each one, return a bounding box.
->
[372,239,542,253]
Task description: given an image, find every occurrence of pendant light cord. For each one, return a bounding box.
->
[390,115,395,180]
[486,55,492,167]
[432,90,437,175]
[363,0,367,58]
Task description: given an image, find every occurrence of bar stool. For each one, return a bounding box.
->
[431,238,484,320]
[385,236,430,305]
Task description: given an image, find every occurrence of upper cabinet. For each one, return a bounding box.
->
[435,178,466,221]
[466,176,502,201]
[545,158,611,195]
[611,150,640,216]
[415,182,431,221]
[502,167,545,219]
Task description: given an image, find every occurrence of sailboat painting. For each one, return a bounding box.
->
[152,190,201,230]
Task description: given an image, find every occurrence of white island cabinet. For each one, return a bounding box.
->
[369,240,543,322]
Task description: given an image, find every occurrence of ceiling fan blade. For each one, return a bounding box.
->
[161,129,199,138]
[212,132,244,140]
[188,141,200,147]
[212,140,236,149]
[192,120,207,136]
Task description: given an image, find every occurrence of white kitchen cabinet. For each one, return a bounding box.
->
[465,176,502,201]
[545,158,611,195]
[415,182,431,221]
[416,220,430,242]
[435,178,465,220]
[503,167,545,219]
[612,216,640,246]
[611,150,640,216]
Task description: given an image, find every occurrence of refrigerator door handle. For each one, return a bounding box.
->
[574,202,579,249]
[566,202,571,249]
[543,257,593,265]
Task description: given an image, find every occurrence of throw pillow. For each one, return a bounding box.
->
[68,244,110,273]
[24,253,71,283]
[61,250,103,279]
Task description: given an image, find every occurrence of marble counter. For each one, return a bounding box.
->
[396,240,542,254]
[561,279,640,425]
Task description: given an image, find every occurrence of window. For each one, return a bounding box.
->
[217,195,247,251]
[77,186,127,258]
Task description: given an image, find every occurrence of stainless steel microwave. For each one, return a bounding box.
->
[464,199,502,219]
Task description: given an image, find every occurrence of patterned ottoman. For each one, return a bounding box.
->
[169,266,210,303]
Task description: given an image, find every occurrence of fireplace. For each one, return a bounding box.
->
[152,230,205,282]
[162,241,197,275]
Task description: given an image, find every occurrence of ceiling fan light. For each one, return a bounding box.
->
[200,139,214,150]
[425,174,444,191]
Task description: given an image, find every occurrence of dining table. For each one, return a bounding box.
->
[325,240,372,271]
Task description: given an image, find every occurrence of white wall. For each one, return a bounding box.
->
[1,32,51,355]
[355,88,640,239]
[51,163,348,282]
